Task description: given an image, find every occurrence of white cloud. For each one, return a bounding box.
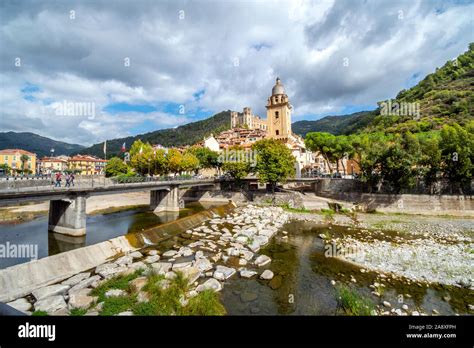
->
[0,0,472,145]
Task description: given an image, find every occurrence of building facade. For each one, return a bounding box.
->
[0,149,36,174]
[37,157,69,174]
[68,155,107,175]
[231,107,268,130]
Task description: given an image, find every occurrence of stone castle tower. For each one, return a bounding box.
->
[266,77,292,139]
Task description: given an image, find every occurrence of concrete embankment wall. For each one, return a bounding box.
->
[313,179,473,215]
[0,237,137,302]
[182,182,473,215]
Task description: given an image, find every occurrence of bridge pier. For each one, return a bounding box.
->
[150,186,180,213]
[48,194,87,236]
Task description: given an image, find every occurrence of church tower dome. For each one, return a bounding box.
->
[271,77,286,95]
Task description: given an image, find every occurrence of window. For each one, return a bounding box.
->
[276,130,279,135]
[275,111,279,118]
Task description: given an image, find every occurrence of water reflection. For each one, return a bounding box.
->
[48,232,86,254]
[0,202,216,269]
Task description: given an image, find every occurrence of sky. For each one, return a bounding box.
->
[0,0,473,146]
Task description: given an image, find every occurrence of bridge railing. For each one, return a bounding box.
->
[0,175,217,194]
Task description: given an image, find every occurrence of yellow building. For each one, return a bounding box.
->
[0,149,37,174]
[37,157,69,174]
[68,155,107,175]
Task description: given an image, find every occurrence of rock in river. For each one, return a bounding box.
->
[7,298,32,312]
[196,278,222,292]
[34,295,67,313]
[68,288,97,310]
[239,269,257,278]
[254,255,271,267]
[32,284,70,301]
[213,265,236,280]
[61,272,91,287]
[260,270,274,280]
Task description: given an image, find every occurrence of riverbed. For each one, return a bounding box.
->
[3,203,473,316]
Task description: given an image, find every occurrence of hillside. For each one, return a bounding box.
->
[292,111,375,137]
[0,132,85,158]
[80,110,231,158]
[368,43,474,133]
[294,44,473,137]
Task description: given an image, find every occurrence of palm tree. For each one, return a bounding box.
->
[20,154,29,173]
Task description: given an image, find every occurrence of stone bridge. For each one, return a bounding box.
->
[0,179,217,236]
[0,177,323,237]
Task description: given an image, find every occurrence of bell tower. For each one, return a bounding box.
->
[266,77,292,140]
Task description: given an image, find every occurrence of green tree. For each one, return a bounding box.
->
[439,123,473,193]
[181,151,200,173]
[417,132,441,193]
[130,140,154,175]
[305,132,338,173]
[105,157,129,177]
[252,138,296,192]
[166,149,184,175]
[220,146,251,181]
[333,135,354,175]
[379,132,421,193]
[350,133,388,190]
[0,163,11,175]
[151,148,168,175]
[189,146,219,170]
[20,154,29,172]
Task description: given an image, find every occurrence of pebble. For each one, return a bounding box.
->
[260,270,274,280]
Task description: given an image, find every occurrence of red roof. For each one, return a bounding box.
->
[0,149,36,156]
[69,155,107,162]
[39,157,68,163]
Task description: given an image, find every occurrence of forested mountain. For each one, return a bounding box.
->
[0,132,85,157]
[292,111,375,137]
[80,110,231,158]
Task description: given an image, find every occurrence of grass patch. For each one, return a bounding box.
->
[90,269,143,302]
[133,271,190,316]
[93,269,226,316]
[31,310,48,316]
[336,285,375,316]
[183,290,226,316]
[69,308,87,316]
[320,208,335,221]
[100,295,137,316]
[279,203,312,214]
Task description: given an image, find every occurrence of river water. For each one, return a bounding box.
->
[1,203,472,315]
[219,221,473,315]
[0,202,215,269]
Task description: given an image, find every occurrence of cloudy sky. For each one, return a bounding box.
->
[0,0,472,146]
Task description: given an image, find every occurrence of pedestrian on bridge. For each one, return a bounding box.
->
[55,172,62,187]
[65,174,71,187]
[70,173,75,187]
